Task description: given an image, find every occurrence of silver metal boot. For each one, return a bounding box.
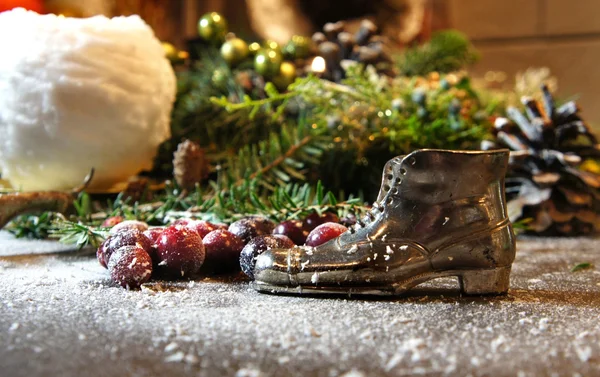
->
[253,149,516,296]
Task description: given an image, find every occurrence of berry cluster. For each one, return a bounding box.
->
[237,212,348,279]
[97,212,349,289]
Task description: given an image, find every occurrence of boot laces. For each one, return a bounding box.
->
[347,156,412,234]
[348,202,382,233]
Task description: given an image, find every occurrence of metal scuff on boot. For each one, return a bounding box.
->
[252,149,517,296]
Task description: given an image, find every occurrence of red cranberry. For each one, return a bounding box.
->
[339,214,357,227]
[273,234,295,249]
[186,220,219,238]
[143,227,165,246]
[110,220,149,235]
[305,222,347,247]
[202,230,245,273]
[239,235,294,279]
[108,245,153,289]
[155,225,205,278]
[214,223,229,231]
[273,220,306,245]
[143,227,166,263]
[97,243,107,268]
[302,212,340,232]
[228,216,275,244]
[100,229,152,267]
[102,216,124,228]
[173,218,219,238]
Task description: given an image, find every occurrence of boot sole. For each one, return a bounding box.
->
[252,266,511,297]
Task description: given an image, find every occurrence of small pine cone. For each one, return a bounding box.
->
[123,177,150,203]
[173,140,208,191]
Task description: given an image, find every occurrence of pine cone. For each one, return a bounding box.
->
[122,177,150,203]
[309,19,395,82]
[483,85,600,236]
[173,140,209,191]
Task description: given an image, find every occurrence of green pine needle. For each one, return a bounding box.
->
[397,30,480,76]
[49,220,109,250]
[571,262,594,272]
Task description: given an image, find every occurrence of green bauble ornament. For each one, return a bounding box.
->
[283,35,311,59]
[254,49,283,78]
[162,42,188,65]
[263,40,281,54]
[248,42,262,55]
[221,37,249,66]
[211,68,228,89]
[272,61,297,91]
[198,12,228,43]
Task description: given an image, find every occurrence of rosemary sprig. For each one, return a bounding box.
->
[49,220,109,250]
[6,212,60,239]
[8,179,368,250]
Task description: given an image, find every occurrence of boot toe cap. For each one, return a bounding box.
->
[253,249,292,286]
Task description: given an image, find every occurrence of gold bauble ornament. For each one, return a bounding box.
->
[162,42,177,60]
[254,49,283,78]
[263,40,281,54]
[283,35,311,59]
[248,42,261,55]
[272,61,297,91]
[198,12,228,43]
[220,37,249,66]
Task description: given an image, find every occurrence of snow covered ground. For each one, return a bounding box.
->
[1,232,600,376]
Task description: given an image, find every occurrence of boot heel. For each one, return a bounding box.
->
[459,267,511,295]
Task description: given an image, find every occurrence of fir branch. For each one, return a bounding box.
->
[166,180,368,224]
[398,30,479,76]
[210,82,295,119]
[216,121,326,192]
[6,212,60,239]
[49,220,108,250]
[241,135,312,184]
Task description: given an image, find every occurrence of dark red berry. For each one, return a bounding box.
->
[273,220,306,245]
[143,227,165,246]
[302,213,321,232]
[322,212,340,223]
[110,220,149,235]
[186,220,219,239]
[142,227,166,263]
[100,229,152,267]
[239,235,294,279]
[155,225,205,278]
[214,223,229,231]
[339,214,357,227]
[273,234,295,249]
[97,242,107,268]
[102,216,124,228]
[108,245,153,289]
[172,218,192,226]
[202,230,245,273]
[302,212,340,232]
[228,216,275,244]
[305,222,347,247]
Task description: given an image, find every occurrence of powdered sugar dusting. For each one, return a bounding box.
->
[1,232,600,376]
